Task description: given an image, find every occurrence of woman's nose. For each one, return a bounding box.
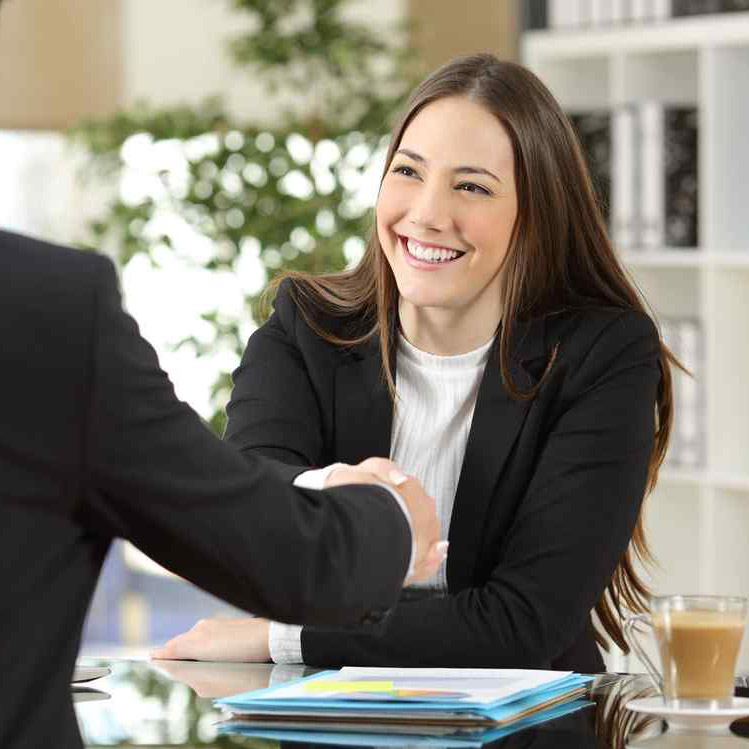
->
[406,182,451,233]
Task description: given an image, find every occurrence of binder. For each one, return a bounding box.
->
[637,102,699,249]
[568,109,613,228]
[613,106,639,249]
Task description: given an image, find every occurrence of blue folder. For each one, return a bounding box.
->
[215,670,594,728]
[219,699,594,746]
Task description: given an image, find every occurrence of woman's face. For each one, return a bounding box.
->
[376,95,517,318]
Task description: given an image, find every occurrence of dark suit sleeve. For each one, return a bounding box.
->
[301,312,661,666]
[79,258,410,626]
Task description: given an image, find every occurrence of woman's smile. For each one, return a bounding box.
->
[399,234,467,271]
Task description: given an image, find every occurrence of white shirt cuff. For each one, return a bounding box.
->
[293,467,416,579]
[268,621,304,664]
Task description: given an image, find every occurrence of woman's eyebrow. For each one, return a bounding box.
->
[395,148,502,184]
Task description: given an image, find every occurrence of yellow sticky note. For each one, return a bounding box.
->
[303,680,394,693]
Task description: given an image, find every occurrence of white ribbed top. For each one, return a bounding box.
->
[268,332,493,663]
[391,333,493,589]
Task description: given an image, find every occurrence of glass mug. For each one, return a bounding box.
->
[624,595,747,708]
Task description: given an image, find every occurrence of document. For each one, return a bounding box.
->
[245,667,579,705]
[215,666,594,736]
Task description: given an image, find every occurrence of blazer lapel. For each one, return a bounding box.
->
[334,341,393,464]
[447,317,549,590]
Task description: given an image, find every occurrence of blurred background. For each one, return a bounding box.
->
[1,0,748,672]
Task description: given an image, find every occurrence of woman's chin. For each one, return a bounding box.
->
[397,288,456,312]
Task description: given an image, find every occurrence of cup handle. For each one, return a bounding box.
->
[623,613,663,693]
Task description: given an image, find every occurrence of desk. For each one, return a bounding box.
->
[74,660,749,748]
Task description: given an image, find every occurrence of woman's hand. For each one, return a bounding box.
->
[150,617,270,662]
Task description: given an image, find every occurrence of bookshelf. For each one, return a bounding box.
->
[522,10,749,671]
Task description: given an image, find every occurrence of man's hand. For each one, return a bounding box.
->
[324,457,447,585]
[150,617,270,662]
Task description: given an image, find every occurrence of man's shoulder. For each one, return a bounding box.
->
[0,230,118,345]
[0,229,114,282]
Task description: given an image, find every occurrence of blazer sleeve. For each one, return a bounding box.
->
[79,257,411,627]
[224,281,325,468]
[300,311,661,666]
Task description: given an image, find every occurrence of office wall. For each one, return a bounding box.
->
[0,0,405,130]
[408,0,519,70]
[0,0,124,129]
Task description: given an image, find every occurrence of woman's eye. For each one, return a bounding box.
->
[456,182,491,196]
[391,164,418,178]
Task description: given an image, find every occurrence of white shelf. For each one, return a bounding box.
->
[523,10,749,671]
[523,12,749,59]
[710,473,749,493]
[710,251,749,269]
[619,250,703,268]
[657,467,705,487]
[657,469,749,493]
[619,250,749,269]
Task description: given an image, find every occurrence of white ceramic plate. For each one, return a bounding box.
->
[626,697,749,732]
[71,666,111,684]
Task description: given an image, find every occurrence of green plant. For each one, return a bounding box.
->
[72,0,422,433]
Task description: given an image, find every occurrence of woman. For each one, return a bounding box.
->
[154,54,675,671]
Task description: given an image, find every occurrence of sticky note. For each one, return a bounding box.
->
[303,680,395,693]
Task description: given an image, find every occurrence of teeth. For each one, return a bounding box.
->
[406,238,460,264]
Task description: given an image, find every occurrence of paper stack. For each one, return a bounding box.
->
[215,667,594,744]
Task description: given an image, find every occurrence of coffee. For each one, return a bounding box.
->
[654,610,745,701]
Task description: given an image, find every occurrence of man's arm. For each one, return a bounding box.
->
[79,256,415,626]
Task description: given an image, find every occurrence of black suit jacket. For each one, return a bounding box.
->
[226,280,662,671]
[0,232,412,749]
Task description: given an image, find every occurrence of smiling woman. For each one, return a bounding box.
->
[156,54,680,672]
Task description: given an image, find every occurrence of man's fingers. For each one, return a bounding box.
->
[356,457,409,486]
[326,458,411,489]
[357,457,396,474]
[324,467,375,489]
[325,463,410,490]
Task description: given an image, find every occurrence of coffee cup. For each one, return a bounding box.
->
[624,595,747,709]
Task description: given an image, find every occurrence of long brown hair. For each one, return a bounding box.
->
[268,54,679,654]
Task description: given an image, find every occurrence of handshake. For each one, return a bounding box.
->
[324,457,448,585]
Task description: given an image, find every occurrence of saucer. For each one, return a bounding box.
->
[625,697,749,732]
[72,666,111,684]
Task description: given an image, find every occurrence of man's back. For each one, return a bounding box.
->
[0,231,414,747]
[1,234,118,745]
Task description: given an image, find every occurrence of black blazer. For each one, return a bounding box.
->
[0,232,411,749]
[226,280,662,671]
